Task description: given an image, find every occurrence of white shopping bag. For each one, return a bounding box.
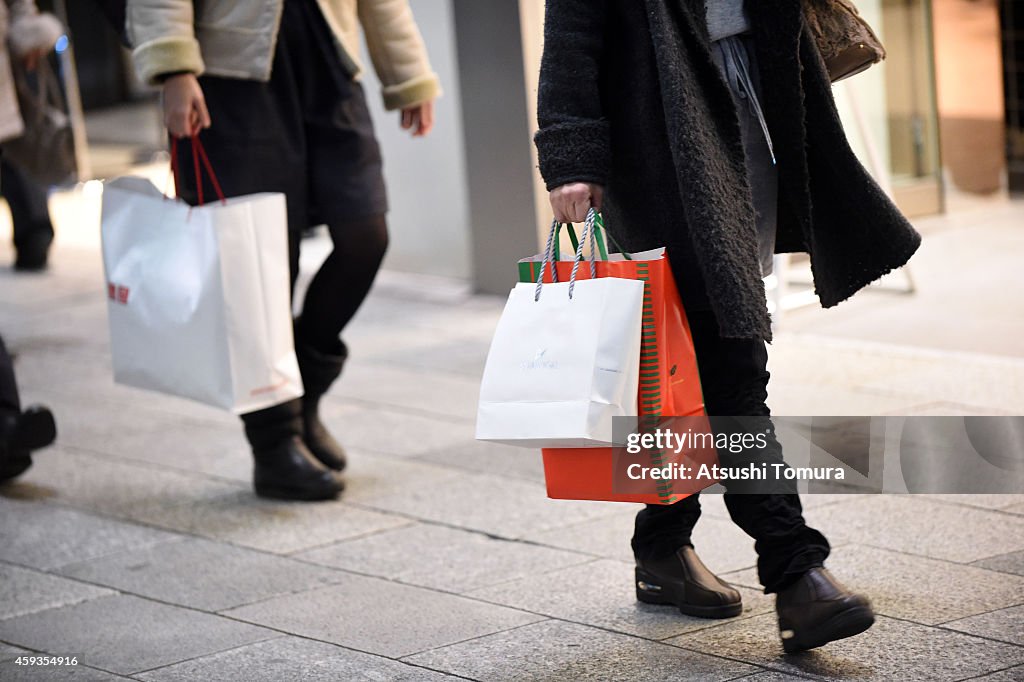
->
[100,175,303,413]
[476,215,644,447]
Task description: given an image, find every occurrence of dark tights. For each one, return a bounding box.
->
[293,214,389,352]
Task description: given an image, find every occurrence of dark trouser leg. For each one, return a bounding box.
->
[0,335,56,480]
[631,311,830,593]
[632,492,702,562]
[692,310,829,593]
[1,159,54,267]
[0,335,20,417]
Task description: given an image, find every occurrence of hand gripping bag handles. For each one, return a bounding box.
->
[514,212,714,505]
[100,136,303,413]
[477,211,646,447]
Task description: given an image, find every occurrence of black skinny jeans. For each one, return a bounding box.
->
[0,336,19,419]
[631,310,830,593]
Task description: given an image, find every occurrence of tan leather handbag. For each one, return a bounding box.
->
[803,0,887,82]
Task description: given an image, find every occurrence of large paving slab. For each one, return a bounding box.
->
[56,537,346,612]
[330,361,481,421]
[0,498,181,571]
[129,490,413,555]
[0,643,28,661]
[853,355,1024,414]
[7,347,121,404]
[942,605,1024,647]
[136,636,461,681]
[323,450,465,507]
[223,574,544,658]
[405,619,757,681]
[924,494,1024,511]
[352,467,622,540]
[296,522,591,593]
[375,336,491,379]
[665,614,1024,681]
[0,662,133,681]
[316,399,475,459]
[347,289,502,340]
[0,594,274,676]
[679,492,864,522]
[28,392,251,483]
[468,558,774,640]
[766,381,925,416]
[971,666,1024,681]
[797,494,1024,563]
[723,545,1024,625]
[525,504,761,575]
[414,438,547,484]
[10,346,248,427]
[974,550,1024,577]
[727,674,815,681]
[13,446,246,520]
[3,302,111,358]
[0,563,114,621]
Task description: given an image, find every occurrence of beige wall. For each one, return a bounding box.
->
[932,0,1006,194]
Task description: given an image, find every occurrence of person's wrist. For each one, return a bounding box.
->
[158,71,193,85]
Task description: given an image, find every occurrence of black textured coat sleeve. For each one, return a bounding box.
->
[534,0,611,191]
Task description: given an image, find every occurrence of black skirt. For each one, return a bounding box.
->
[175,0,388,232]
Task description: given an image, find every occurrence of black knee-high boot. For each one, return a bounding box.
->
[294,336,348,471]
[242,398,343,501]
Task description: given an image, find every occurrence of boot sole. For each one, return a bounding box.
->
[0,455,33,482]
[780,605,875,653]
[636,569,743,619]
[254,482,344,502]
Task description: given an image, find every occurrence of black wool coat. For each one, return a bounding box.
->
[535,0,922,341]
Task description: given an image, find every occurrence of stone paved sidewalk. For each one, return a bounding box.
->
[0,192,1023,681]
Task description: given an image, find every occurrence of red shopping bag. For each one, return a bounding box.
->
[518,218,717,505]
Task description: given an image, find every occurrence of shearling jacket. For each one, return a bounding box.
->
[127,0,440,111]
[536,0,921,340]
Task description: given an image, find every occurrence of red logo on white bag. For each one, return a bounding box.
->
[107,282,130,305]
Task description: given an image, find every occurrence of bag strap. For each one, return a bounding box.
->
[567,209,599,299]
[595,212,632,260]
[555,214,615,262]
[169,135,226,206]
[536,209,601,301]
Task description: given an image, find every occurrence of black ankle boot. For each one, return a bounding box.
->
[14,231,53,272]
[242,399,343,501]
[294,337,348,472]
[635,545,743,619]
[775,567,874,653]
[0,405,56,482]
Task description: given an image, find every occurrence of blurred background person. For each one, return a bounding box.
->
[126,0,440,501]
[0,0,62,271]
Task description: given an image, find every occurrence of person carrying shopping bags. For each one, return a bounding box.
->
[127,0,440,501]
[0,0,62,271]
[536,0,920,652]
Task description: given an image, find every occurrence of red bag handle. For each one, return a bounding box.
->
[169,135,226,206]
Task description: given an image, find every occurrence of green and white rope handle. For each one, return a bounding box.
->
[534,208,633,302]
